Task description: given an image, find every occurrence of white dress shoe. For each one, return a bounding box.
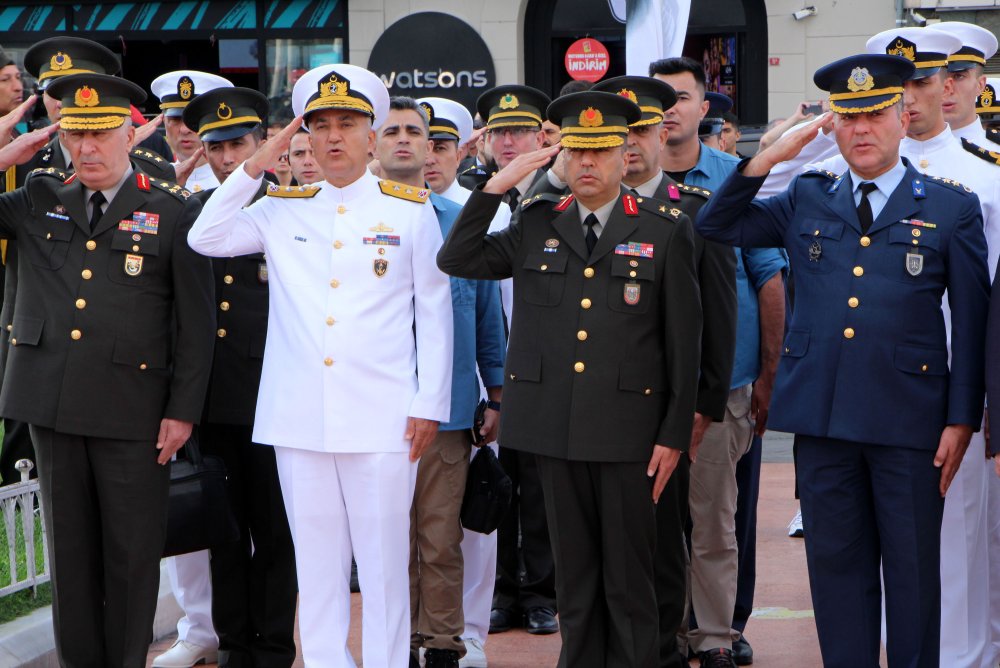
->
[151,639,219,668]
[459,637,488,668]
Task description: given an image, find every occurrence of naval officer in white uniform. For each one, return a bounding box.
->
[188,63,454,668]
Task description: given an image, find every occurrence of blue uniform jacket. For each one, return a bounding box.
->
[695,160,989,450]
[430,192,507,431]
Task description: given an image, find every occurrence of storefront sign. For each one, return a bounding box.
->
[565,38,610,82]
[368,12,496,113]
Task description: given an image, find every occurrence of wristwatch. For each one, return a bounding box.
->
[486,400,501,412]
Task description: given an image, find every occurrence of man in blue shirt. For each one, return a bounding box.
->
[651,57,786,668]
[375,96,506,668]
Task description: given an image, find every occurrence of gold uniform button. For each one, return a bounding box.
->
[75,299,86,309]
[4,324,10,332]
[921,364,929,372]
[853,266,864,277]
[509,373,517,380]
[843,327,855,339]
[577,330,588,341]
[324,357,334,367]
[326,316,335,326]
[912,228,921,237]
[540,264,548,271]
[217,328,227,338]
[629,270,637,278]
[813,230,820,236]
[848,297,859,308]
[139,363,148,370]
[860,236,871,247]
[784,347,790,354]
[583,267,595,278]
[644,389,652,396]
[220,301,230,311]
[330,279,340,288]
[334,240,344,250]
[912,239,919,246]
[81,269,93,280]
[581,298,592,309]
[45,233,52,240]
[574,362,585,373]
[131,245,140,252]
[70,329,82,340]
[223,275,234,285]
[9,339,15,346]
[85,240,96,251]
[337,205,346,214]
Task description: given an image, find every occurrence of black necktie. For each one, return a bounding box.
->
[857,182,877,234]
[503,187,520,212]
[584,214,599,255]
[89,191,106,230]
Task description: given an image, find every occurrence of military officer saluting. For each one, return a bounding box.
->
[188,63,453,667]
[438,91,702,667]
[0,72,215,667]
[695,54,989,668]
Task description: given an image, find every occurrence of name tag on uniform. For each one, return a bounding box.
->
[118,212,159,235]
[614,242,654,259]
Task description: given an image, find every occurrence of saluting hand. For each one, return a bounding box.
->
[935,424,974,496]
[482,144,561,196]
[0,123,60,172]
[156,418,194,465]
[133,113,164,145]
[648,444,681,503]
[406,417,440,462]
[244,115,304,179]
[743,112,832,178]
[0,95,38,148]
[173,146,205,187]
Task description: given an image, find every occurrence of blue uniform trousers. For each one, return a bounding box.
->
[797,435,943,668]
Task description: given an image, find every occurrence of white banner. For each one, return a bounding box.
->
[625,0,692,76]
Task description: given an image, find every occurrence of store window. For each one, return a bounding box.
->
[265,38,344,122]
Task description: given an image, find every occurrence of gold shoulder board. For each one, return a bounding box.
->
[378,179,430,203]
[266,183,321,198]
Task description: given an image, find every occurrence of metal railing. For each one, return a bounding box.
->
[0,460,49,597]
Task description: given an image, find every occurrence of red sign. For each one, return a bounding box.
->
[769,57,781,66]
[565,38,610,83]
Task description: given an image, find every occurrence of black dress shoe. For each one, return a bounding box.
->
[732,635,753,665]
[698,647,737,668]
[489,607,518,634]
[524,607,559,635]
[425,648,460,668]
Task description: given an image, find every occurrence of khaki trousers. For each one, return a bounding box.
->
[687,384,755,652]
[409,429,471,654]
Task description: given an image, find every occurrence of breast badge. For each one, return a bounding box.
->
[906,251,923,276]
[624,281,641,306]
[373,258,389,278]
[808,240,822,262]
[125,254,143,276]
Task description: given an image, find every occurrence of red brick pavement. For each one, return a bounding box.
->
[148,462,824,667]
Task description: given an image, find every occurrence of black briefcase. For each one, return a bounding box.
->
[460,444,512,535]
[162,433,240,557]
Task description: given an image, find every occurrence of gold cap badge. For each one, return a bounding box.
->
[617,88,638,104]
[319,74,349,97]
[50,52,72,72]
[178,76,194,100]
[579,107,603,128]
[74,86,99,108]
[499,93,519,110]
[217,102,233,120]
[887,38,916,62]
[846,67,875,93]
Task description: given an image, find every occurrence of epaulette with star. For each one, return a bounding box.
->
[633,193,684,221]
[927,174,974,193]
[676,182,712,199]
[802,168,838,179]
[960,137,1000,167]
[521,192,564,209]
[989,127,1000,145]
[131,147,167,164]
[460,164,487,176]
[151,177,192,200]
[265,183,321,198]
[378,179,429,203]
[28,166,68,181]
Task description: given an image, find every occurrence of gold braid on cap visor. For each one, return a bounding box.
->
[630,107,665,127]
[59,115,127,130]
[429,125,460,138]
[304,94,374,117]
[487,109,543,126]
[159,100,191,110]
[828,92,902,114]
[559,133,626,149]
[198,115,262,134]
[948,54,987,65]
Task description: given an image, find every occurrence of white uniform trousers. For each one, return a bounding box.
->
[165,551,218,648]
[985,458,1000,658]
[460,441,499,644]
[940,431,995,667]
[276,448,416,668]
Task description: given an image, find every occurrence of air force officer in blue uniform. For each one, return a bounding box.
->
[695,55,989,668]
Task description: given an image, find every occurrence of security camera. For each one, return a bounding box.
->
[793,6,817,20]
[909,10,928,26]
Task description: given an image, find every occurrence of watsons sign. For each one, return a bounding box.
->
[368,12,496,113]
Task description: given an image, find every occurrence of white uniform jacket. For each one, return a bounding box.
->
[188,165,453,453]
